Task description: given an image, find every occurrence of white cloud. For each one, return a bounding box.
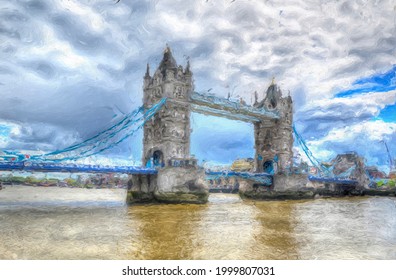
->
[310,120,396,146]
[300,119,396,171]
[303,90,396,120]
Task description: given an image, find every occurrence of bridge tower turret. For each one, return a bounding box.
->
[142,46,194,168]
[254,81,293,174]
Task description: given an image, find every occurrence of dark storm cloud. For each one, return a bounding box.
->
[24,61,57,79]
[23,0,50,14]
[4,121,81,152]
[50,14,110,54]
[0,26,21,40]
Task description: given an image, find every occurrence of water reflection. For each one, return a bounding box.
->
[128,195,301,259]
[192,194,257,259]
[127,203,207,259]
[249,200,302,259]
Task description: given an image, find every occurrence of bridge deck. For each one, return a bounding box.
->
[308,175,358,185]
[0,162,274,185]
[0,162,157,175]
[1,162,358,186]
[205,170,273,185]
[190,92,279,122]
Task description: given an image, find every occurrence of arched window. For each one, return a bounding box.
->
[152,150,164,167]
[263,160,274,174]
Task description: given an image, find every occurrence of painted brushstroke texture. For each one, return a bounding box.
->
[0,0,395,170]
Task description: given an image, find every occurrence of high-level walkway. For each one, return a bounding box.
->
[190,92,279,122]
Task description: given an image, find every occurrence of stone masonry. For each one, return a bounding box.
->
[142,46,193,166]
[253,81,293,174]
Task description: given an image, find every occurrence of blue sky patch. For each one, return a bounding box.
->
[0,125,11,137]
[374,103,396,123]
[336,65,396,98]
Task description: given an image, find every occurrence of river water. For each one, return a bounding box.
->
[0,186,396,260]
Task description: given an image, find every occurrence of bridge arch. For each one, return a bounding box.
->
[263,160,275,174]
[144,148,165,168]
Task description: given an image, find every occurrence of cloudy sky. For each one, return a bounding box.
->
[0,0,395,171]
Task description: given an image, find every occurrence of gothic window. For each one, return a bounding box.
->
[263,130,272,151]
[270,97,277,108]
[167,70,174,80]
[174,86,184,99]
[176,146,183,155]
[155,88,162,98]
[146,128,152,140]
[177,67,183,79]
[178,88,184,98]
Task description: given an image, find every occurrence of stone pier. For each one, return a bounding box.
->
[126,167,209,204]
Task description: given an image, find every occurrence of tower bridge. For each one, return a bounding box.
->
[133,46,294,203]
[142,46,293,175]
[2,47,370,203]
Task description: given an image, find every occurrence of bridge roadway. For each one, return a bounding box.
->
[0,161,157,175]
[308,175,358,185]
[0,162,358,185]
[0,162,271,180]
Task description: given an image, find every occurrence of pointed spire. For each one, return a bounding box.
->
[145,63,150,78]
[158,44,177,77]
[185,59,191,75]
[164,43,171,54]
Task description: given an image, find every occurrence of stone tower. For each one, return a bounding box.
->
[253,81,293,174]
[142,46,194,168]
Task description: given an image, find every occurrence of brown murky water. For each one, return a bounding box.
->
[0,186,396,259]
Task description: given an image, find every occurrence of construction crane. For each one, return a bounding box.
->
[382,140,394,175]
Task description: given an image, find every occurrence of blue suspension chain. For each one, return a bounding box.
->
[0,98,167,163]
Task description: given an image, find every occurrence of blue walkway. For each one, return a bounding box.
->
[0,162,157,175]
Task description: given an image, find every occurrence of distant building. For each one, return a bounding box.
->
[365,166,386,179]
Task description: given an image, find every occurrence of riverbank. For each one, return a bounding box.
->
[240,188,396,200]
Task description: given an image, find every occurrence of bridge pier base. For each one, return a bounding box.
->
[126,167,209,204]
[126,174,158,203]
[239,174,315,200]
[154,166,209,204]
